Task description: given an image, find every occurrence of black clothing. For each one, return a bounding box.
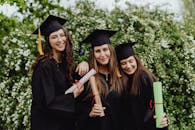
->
[121,70,168,130]
[31,59,76,130]
[82,29,116,47]
[76,73,121,130]
[33,15,67,37]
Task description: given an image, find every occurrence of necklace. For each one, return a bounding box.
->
[105,74,108,81]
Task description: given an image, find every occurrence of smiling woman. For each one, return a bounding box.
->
[49,29,67,59]
[115,42,168,130]
[76,29,123,130]
[31,15,89,130]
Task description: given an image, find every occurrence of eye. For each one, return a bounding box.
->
[95,49,100,53]
[103,48,108,52]
[60,33,65,37]
[50,35,57,39]
[120,62,126,66]
[129,59,135,63]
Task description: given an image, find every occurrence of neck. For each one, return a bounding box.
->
[53,51,62,63]
[99,65,109,75]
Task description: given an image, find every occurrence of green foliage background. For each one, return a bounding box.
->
[0,0,194,129]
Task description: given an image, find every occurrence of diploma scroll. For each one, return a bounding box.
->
[89,76,104,117]
[65,68,97,94]
[153,82,164,128]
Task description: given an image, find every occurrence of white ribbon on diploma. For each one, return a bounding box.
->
[65,68,97,94]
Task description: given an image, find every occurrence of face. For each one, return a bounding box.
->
[120,56,137,75]
[49,29,67,53]
[93,44,111,65]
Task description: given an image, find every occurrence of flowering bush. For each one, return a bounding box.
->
[0,0,194,129]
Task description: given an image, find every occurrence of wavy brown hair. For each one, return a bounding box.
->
[89,44,123,98]
[32,28,75,82]
[120,55,156,96]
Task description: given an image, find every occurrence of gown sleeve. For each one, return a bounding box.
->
[140,71,168,130]
[39,61,75,115]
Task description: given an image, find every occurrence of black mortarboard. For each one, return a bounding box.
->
[115,42,135,61]
[33,15,67,37]
[82,29,117,47]
[32,15,67,55]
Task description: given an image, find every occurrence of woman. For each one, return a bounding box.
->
[31,15,88,130]
[115,42,168,130]
[76,29,123,130]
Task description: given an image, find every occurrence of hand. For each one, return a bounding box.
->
[73,82,84,98]
[75,61,89,76]
[89,104,105,117]
[154,112,168,127]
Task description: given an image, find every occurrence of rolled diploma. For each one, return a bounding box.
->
[89,76,104,117]
[153,81,164,128]
[65,68,96,94]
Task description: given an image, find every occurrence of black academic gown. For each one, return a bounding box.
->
[76,73,121,130]
[121,71,168,130]
[31,59,76,130]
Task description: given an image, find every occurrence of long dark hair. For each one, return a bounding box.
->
[121,55,156,96]
[32,28,75,82]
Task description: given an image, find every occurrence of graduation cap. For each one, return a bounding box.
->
[32,15,67,55]
[115,42,135,61]
[82,29,117,47]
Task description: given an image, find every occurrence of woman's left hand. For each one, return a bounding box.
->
[73,82,84,98]
[160,113,168,127]
[154,113,168,127]
[75,61,89,76]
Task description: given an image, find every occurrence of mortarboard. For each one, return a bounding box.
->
[33,15,67,55]
[82,29,117,47]
[115,42,135,61]
[33,15,67,36]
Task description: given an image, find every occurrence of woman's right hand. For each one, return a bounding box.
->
[73,82,84,98]
[89,104,105,117]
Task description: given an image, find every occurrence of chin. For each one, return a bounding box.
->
[102,61,109,65]
[57,48,65,52]
[125,71,133,75]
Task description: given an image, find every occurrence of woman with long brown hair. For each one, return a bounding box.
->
[31,15,88,130]
[115,42,168,130]
[76,29,123,130]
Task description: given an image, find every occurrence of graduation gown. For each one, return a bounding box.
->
[76,73,121,130]
[121,70,168,130]
[31,58,76,130]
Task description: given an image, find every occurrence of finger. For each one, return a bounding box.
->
[80,70,84,76]
[163,112,167,118]
[93,110,103,114]
[77,69,81,76]
[75,66,79,73]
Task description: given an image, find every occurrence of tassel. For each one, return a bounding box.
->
[38,29,44,55]
[116,67,122,78]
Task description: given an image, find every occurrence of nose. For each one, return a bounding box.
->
[57,36,63,42]
[100,51,106,57]
[126,62,131,69]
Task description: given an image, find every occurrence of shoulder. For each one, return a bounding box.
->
[139,70,153,86]
[34,59,57,73]
[139,70,151,80]
[40,59,57,68]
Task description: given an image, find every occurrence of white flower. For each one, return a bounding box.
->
[12,38,17,43]
[8,49,13,54]
[160,39,169,48]
[117,18,123,23]
[23,49,30,57]
[15,65,20,71]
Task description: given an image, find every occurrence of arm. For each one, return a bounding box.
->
[75,61,89,76]
[141,71,168,129]
[39,62,75,114]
